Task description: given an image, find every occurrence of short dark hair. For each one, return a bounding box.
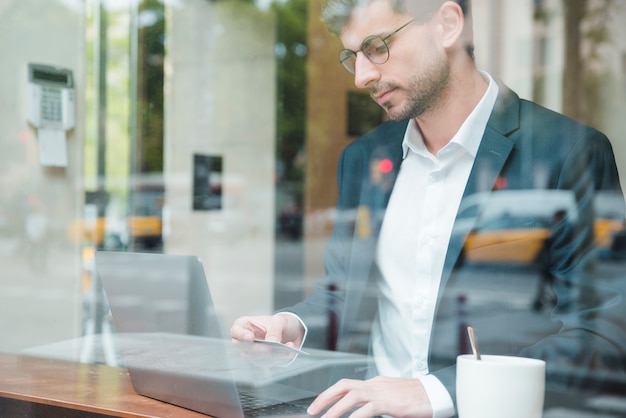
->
[321,0,473,56]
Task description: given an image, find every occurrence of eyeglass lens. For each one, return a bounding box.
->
[339,36,390,74]
[338,19,414,74]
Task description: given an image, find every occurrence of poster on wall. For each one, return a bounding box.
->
[192,154,223,211]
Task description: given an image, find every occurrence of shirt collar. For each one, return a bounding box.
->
[401,71,499,159]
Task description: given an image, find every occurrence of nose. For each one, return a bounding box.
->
[353,52,381,89]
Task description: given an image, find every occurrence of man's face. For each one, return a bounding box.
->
[339,0,450,121]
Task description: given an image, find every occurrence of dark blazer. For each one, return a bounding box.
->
[285,83,626,405]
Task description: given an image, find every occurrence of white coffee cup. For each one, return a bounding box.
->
[456,354,546,418]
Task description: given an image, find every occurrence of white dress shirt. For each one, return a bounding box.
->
[373,72,498,417]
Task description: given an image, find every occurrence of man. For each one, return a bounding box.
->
[231,0,626,416]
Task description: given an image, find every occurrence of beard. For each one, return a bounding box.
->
[372,53,451,121]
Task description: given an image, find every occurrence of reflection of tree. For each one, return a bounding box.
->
[561,0,614,127]
[273,0,307,207]
[136,0,165,174]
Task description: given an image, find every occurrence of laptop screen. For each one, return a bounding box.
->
[95,251,220,337]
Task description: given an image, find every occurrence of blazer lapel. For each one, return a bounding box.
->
[438,84,521,297]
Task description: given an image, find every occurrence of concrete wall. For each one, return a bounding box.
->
[164,0,277,330]
[0,0,85,351]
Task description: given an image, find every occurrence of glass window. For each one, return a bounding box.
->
[1,0,625,416]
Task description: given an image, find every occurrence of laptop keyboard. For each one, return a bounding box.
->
[239,391,313,417]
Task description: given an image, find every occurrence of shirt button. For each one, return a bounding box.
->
[429,172,442,182]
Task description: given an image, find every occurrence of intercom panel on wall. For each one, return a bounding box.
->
[26,63,75,167]
[27,63,75,130]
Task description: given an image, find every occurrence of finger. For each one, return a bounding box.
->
[306,379,355,416]
[248,319,268,335]
[231,317,267,342]
[320,399,361,418]
[229,319,250,341]
[275,313,306,346]
[319,387,369,418]
[264,315,290,343]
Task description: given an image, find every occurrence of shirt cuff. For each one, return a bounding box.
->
[418,374,455,418]
[276,311,308,348]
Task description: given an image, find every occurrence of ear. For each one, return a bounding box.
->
[437,1,465,50]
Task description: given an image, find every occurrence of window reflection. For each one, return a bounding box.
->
[0,0,625,416]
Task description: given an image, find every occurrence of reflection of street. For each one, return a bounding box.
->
[274,239,307,309]
[433,260,626,416]
[434,260,626,352]
[422,264,549,368]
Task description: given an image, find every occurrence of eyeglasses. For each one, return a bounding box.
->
[339,19,415,74]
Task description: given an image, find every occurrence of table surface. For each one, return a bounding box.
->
[0,352,211,418]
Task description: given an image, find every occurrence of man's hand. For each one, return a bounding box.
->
[230,313,305,348]
[306,376,433,418]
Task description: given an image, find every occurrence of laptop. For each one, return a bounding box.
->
[94,251,371,418]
